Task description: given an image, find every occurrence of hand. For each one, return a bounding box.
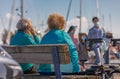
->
[30,27,36,36]
[25,25,36,36]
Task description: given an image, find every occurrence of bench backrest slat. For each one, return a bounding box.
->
[2,44,70,64]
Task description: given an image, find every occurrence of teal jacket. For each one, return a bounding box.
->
[38,29,80,73]
[10,31,40,72]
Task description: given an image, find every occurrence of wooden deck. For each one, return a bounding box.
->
[23,73,120,79]
[110,59,120,64]
[112,73,120,79]
[24,74,102,79]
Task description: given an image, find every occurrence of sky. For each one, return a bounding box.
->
[0,0,120,43]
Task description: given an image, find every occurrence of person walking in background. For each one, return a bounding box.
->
[88,17,103,65]
[10,18,40,74]
[103,32,113,64]
[38,13,80,73]
[67,25,79,51]
[78,33,89,69]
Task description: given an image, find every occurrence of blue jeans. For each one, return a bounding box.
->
[104,48,110,64]
[93,45,102,65]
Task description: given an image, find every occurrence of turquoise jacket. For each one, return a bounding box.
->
[10,31,40,72]
[38,29,80,73]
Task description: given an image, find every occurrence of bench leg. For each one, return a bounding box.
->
[52,46,61,79]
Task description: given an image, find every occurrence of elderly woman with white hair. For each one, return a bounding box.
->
[10,18,40,74]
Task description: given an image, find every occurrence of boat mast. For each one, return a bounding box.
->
[6,0,15,44]
[79,0,82,33]
[96,0,100,18]
[102,14,104,27]
[66,0,72,22]
[20,0,24,19]
[109,13,112,32]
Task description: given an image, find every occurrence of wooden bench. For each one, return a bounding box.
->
[2,44,70,79]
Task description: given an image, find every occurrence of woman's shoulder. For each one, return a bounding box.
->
[42,29,69,41]
[45,29,66,36]
[15,31,33,40]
